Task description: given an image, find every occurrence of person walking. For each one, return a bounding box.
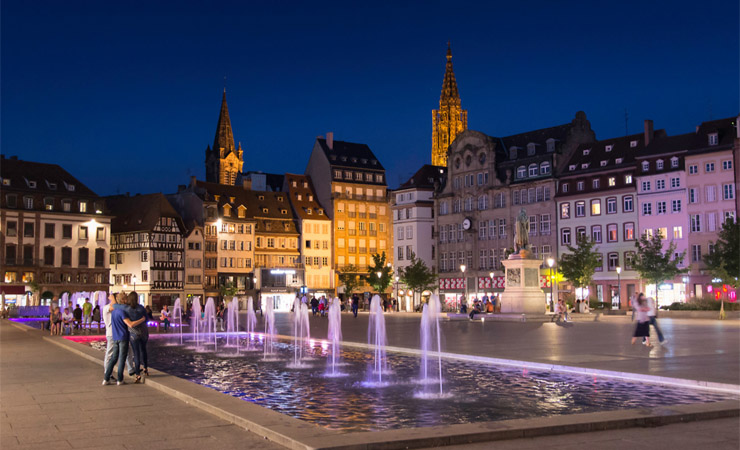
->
[631,294,652,347]
[645,296,665,344]
[103,293,135,379]
[82,297,93,332]
[92,305,101,333]
[126,292,149,382]
[351,294,359,318]
[103,294,145,386]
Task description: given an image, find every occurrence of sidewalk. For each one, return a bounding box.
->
[0,321,281,450]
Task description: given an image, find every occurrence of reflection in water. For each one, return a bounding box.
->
[89,337,729,432]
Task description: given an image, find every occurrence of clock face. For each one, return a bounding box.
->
[462,218,471,230]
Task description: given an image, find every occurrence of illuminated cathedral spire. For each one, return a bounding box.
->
[432,42,468,167]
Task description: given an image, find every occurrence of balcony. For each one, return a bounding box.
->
[359,212,366,218]
[348,230,356,236]
[152,280,183,290]
[348,212,357,218]
[359,247,367,253]
[152,261,184,269]
[348,247,356,253]
[369,230,377,236]
[369,213,377,219]
[369,247,377,254]
[359,230,367,236]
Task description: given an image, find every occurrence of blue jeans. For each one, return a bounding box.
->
[351,304,358,317]
[104,340,130,382]
[648,316,664,342]
[129,336,148,375]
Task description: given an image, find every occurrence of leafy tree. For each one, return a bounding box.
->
[219,281,238,299]
[704,218,740,289]
[633,230,687,303]
[559,234,601,300]
[366,252,393,293]
[28,280,41,306]
[338,265,361,297]
[399,252,437,307]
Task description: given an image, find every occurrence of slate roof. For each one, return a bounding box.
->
[561,130,666,177]
[106,193,183,233]
[283,173,330,221]
[397,164,446,190]
[316,138,385,171]
[0,156,99,198]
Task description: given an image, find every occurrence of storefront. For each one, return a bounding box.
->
[259,288,297,312]
[438,277,465,311]
[645,281,688,308]
[0,285,31,307]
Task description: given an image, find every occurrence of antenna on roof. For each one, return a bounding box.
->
[624,108,629,135]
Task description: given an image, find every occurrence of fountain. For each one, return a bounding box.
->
[419,294,445,397]
[263,297,277,359]
[203,297,218,352]
[367,294,389,385]
[191,297,202,348]
[226,297,240,352]
[289,297,311,368]
[245,296,257,348]
[326,297,344,376]
[172,298,183,344]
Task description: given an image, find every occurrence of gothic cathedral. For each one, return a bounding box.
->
[205,90,243,185]
[431,43,468,167]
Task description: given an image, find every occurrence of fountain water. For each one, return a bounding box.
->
[172,298,183,345]
[419,294,445,397]
[263,297,277,359]
[367,294,389,385]
[290,298,311,368]
[245,297,257,348]
[191,298,202,348]
[204,297,218,352]
[326,297,344,376]
[226,298,240,352]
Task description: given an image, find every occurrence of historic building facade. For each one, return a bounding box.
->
[305,133,392,298]
[183,225,205,300]
[0,156,111,306]
[107,193,185,310]
[431,43,467,167]
[205,90,244,185]
[393,164,446,311]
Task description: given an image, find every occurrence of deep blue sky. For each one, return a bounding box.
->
[2,0,738,195]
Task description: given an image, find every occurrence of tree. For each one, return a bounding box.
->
[27,280,41,306]
[399,252,437,309]
[219,281,238,300]
[366,252,393,293]
[559,234,601,300]
[704,219,739,319]
[338,265,361,297]
[632,230,687,304]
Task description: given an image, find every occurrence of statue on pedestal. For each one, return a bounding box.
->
[514,208,530,254]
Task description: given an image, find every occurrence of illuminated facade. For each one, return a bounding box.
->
[432,43,468,167]
[205,90,244,185]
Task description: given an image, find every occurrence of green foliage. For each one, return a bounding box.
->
[219,281,238,299]
[662,298,740,311]
[559,234,601,299]
[704,219,740,289]
[28,280,41,294]
[338,265,361,296]
[633,230,687,290]
[366,252,393,293]
[399,252,437,301]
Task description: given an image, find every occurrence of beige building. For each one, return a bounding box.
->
[183,224,205,300]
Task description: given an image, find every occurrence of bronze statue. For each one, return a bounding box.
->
[514,208,529,252]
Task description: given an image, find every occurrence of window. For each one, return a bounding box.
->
[562,183,569,193]
[592,179,600,189]
[79,226,88,240]
[96,227,105,241]
[723,184,735,200]
[575,201,585,217]
[44,198,54,211]
[79,201,87,213]
[671,200,681,213]
[673,226,683,239]
[540,161,551,174]
[656,180,665,190]
[61,247,72,266]
[590,199,601,216]
[642,161,649,172]
[657,201,666,215]
[593,254,603,272]
[708,133,718,145]
[608,177,615,187]
[689,188,697,203]
[6,221,17,237]
[607,224,618,242]
[608,253,619,271]
[706,185,716,202]
[671,157,679,168]
[561,228,571,246]
[705,162,715,173]
[540,214,551,234]
[690,214,701,232]
[642,202,652,216]
[689,164,698,174]
[625,174,632,184]
[641,181,651,192]
[691,245,701,262]
[529,216,537,236]
[576,227,586,239]
[478,195,488,210]
[498,219,506,237]
[24,222,34,237]
[517,166,526,179]
[528,164,538,177]
[656,160,664,170]
[722,160,733,170]
[62,224,72,239]
[478,221,487,239]
[42,223,54,239]
[44,246,54,265]
[592,225,602,243]
[624,223,635,241]
[606,197,617,214]
[577,181,584,191]
[23,196,33,209]
[670,177,680,188]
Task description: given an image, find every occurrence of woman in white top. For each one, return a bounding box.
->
[631,294,652,347]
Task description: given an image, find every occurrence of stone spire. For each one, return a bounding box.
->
[213,89,235,154]
[432,42,468,167]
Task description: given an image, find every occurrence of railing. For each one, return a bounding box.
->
[152,281,183,290]
[348,247,356,253]
[369,248,377,254]
[348,230,356,236]
[359,230,367,236]
[369,230,377,236]
[151,261,183,269]
[369,213,377,219]
[348,212,357,218]
[359,247,367,253]
[359,212,366,218]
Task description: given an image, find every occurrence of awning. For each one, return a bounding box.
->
[0,285,27,295]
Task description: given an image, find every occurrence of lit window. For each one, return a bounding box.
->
[608,177,616,187]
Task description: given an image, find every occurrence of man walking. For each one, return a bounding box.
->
[351,294,359,318]
[82,297,93,333]
[103,293,145,385]
[103,293,134,380]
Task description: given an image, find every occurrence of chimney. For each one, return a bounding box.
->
[243,179,251,190]
[326,132,334,150]
[190,175,197,188]
[644,120,654,146]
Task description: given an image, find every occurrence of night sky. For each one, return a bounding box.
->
[2,0,738,196]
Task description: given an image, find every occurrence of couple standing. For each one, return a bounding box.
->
[102,291,150,385]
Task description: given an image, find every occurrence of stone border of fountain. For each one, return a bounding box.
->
[42,332,740,450]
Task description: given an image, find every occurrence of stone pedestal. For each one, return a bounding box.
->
[501,255,547,314]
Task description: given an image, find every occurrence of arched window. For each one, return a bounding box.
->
[540,161,551,175]
[517,166,526,179]
[478,195,488,210]
[528,163,538,177]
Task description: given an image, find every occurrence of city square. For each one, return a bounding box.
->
[1,1,739,449]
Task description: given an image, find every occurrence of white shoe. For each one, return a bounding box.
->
[102,380,110,386]
[661,339,668,345]
[117,380,126,386]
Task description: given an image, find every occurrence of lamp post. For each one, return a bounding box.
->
[547,258,555,313]
[132,275,137,293]
[376,271,382,294]
[460,264,466,313]
[616,266,622,309]
[394,275,400,310]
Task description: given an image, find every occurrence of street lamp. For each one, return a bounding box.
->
[376,271,382,294]
[460,264,466,312]
[394,276,400,310]
[616,266,622,309]
[547,258,555,312]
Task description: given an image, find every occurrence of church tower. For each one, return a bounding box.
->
[431,43,468,167]
[205,90,243,185]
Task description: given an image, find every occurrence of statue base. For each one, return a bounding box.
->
[500,257,547,314]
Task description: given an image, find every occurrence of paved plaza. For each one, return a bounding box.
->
[1,315,739,449]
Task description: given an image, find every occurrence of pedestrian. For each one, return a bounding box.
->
[351,294,359,318]
[318,297,326,316]
[645,296,665,344]
[631,293,652,347]
[72,304,83,331]
[311,296,319,316]
[103,293,135,380]
[126,291,149,382]
[103,293,146,386]
[92,305,101,332]
[161,305,171,332]
[82,297,93,332]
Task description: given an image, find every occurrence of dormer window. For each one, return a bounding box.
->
[223,204,232,217]
[605,145,613,152]
[25,178,37,188]
[308,195,313,201]
[371,160,378,165]
[281,209,287,215]
[517,166,526,179]
[375,174,383,183]
[527,143,536,156]
[214,195,220,202]
[2,178,10,186]
[229,197,235,203]
[670,157,679,168]
[600,160,608,167]
[303,181,308,188]
[656,160,664,170]
[334,170,341,179]
[63,181,75,192]
[318,210,323,215]
[277,196,283,202]
[581,163,589,169]
[510,147,518,159]
[46,181,57,190]
[306,209,312,215]
[351,157,358,163]
[630,140,638,148]
[340,156,347,162]
[262,208,268,213]
[330,155,337,161]
[297,194,302,201]
[546,139,555,152]
[708,133,718,146]
[569,165,576,171]
[258,195,265,201]
[583,149,590,156]
[616,158,624,164]
[642,161,649,172]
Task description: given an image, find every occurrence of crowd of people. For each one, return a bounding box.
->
[47,297,102,335]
